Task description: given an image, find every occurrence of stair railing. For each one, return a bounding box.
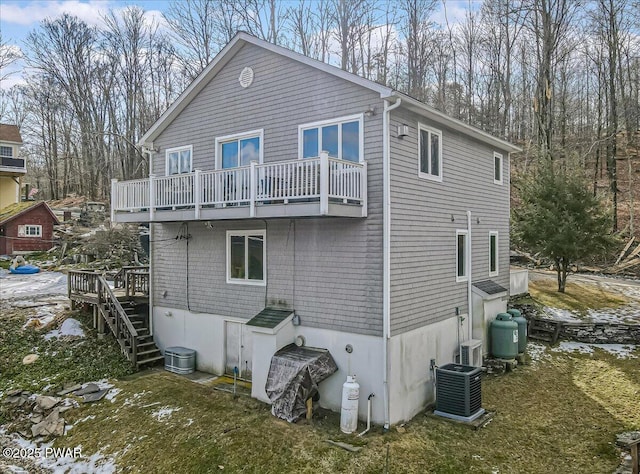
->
[96,275,139,365]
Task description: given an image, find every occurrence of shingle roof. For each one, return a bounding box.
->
[473,280,508,295]
[0,201,59,225]
[247,308,293,329]
[0,124,22,144]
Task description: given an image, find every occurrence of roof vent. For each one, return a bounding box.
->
[239,67,254,88]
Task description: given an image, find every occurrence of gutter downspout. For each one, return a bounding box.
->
[144,145,155,336]
[467,211,473,342]
[383,97,402,430]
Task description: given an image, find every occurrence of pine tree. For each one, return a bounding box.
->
[513,159,615,292]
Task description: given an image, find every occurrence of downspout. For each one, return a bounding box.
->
[144,145,155,336]
[467,211,473,342]
[383,97,402,430]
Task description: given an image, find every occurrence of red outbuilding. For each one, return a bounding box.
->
[0,201,59,255]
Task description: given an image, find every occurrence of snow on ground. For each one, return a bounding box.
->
[552,341,638,359]
[44,318,85,340]
[151,406,182,422]
[0,270,67,302]
[527,342,551,364]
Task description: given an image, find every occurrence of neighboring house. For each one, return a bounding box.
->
[0,201,59,255]
[111,33,520,426]
[0,123,26,209]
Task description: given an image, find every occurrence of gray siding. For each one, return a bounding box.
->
[150,43,384,336]
[389,108,511,335]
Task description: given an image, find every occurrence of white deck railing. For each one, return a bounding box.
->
[111,153,367,220]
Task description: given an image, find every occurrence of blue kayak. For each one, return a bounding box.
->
[9,265,41,274]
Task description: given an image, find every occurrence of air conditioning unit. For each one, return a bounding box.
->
[461,339,483,367]
[434,363,484,422]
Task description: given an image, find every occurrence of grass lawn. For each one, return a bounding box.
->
[36,346,640,473]
[2,301,638,473]
[528,278,628,313]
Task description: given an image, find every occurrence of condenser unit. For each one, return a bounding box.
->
[434,363,484,422]
[461,339,483,367]
[164,346,196,375]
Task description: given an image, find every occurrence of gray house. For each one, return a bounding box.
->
[111,32,520,426]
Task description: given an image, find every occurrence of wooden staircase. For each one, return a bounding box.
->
[68,268,163,369]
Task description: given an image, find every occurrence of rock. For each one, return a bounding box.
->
[30,414,43,424]
[31,408,65,437]
[22,354,39,364]
[57,384,82,396]
[73,383,100,396]
[82,389,109,403]
[396,426,406,433]
[35,395,60,411]
[7,389,22,397]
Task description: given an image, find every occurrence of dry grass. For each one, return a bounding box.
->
[529,279,628,313]
[54,346,640,474]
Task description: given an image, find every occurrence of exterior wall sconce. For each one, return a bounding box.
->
[364,106,376,117]
[397,124,409,138]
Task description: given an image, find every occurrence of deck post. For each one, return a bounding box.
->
[250,161,257,218]
[110,179,117,223]
[194,169,201,220]
[320,151,329,215]
[361,161,368,218]
[96,280,105,338]
[149,174,156,221]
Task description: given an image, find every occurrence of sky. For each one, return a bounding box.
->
[0,0,472,89]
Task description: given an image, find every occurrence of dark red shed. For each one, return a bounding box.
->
[0,201,59,255]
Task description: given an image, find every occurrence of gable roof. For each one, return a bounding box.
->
[0,201,59,226]
[140,32,520,154]
[0,124,22,144]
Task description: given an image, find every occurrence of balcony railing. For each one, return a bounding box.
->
[0,156,26,172]
[111,153,367,221]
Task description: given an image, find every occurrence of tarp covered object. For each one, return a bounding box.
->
[266,344,338,422]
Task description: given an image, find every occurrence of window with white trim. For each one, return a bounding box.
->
[0,146,13,158]
[298,114,363,162]
[18,225,42,237]
[489,231,499,277]
[418,124,442,181]
[216,130,263,169]
[166,145,192,175]
[494,152,503,185]
[226,230,266,285]
[456,230,468,282]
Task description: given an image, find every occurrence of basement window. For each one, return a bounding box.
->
[226,230,266,285]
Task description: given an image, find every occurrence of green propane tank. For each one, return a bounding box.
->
[491,313,518,359]
[507,309,528,354]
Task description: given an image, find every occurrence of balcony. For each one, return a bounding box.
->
[111,153,367,223]
[0,156,26,175]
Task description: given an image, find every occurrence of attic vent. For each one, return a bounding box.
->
[239,67,254,88]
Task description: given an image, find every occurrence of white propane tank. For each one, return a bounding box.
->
[340,375,360,434]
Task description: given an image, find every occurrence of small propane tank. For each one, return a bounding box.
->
[340,375,360,434]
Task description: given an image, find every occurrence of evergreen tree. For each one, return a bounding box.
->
[513,159,615,292]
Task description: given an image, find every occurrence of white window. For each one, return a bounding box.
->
[166,145,192,175]
[0,146,13,158]
[489,231,499,277]
[226,230,266,285]
[494,152,503,185]
[418,124,443,181]
[18,225,42,238]
[215,130,263,169]
[298,114,363,162]
[456,230,468,282]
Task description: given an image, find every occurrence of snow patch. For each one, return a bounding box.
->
[105,388,121,403]
[45,318,85,340]
[527,342,550,363]
[552,342,638,358]
[151,406,182,421]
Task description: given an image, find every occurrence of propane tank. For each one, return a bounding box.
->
[340,375,360,434]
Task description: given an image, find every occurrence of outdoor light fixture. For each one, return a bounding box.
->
[397,124,409,138]
[364,106,376,117]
